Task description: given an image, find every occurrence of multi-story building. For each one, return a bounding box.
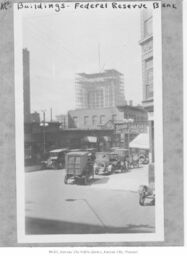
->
[75,69,125,109]
[68,107,123,129]
[68,104,147,129]
[139,9,154,162]
[23,48,31,123]
[68,104,148,148]
[139,9,153,112]
[114,105,148,148]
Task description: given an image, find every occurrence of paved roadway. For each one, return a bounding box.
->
[25,166,155,234]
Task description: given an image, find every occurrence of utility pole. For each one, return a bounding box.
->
[41,110,46,155]
[50,108,53,122]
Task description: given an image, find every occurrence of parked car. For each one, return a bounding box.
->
[69,148,82,152]
[111,148,129,171]
[64,151,94,185]
[41,148,69,169]
[81,148,96,161]
[94,152,125,175]
[128,153,140,169]
[139,153,149,165]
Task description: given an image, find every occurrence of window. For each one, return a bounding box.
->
[100,115,105,125]
[145,58,153,99]
[105,85,113,107]
[88,89,104,108]
[92,115,97,126]
[84,116,89,126]
[73,116,78,127]
[144,17,152,37]
[145,58,153,69]
[143,40,153,52]
[96,90,104,108]
[146,84,153,99]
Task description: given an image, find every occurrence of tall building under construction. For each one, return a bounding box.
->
[75,69,125,109]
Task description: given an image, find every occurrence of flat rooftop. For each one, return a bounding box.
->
[77,69,123,79]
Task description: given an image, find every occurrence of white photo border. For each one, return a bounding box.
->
[14,1,164,243]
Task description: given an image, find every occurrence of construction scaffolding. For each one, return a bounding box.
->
[75,69,125,109]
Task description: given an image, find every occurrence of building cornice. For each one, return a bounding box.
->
[139,35,153,45]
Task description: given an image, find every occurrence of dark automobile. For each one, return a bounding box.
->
[64,151,94,185]
[94,152,125,175]
[41,148,69,169]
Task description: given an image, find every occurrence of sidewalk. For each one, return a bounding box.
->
[91,165,149,192]
[25,165,41,172]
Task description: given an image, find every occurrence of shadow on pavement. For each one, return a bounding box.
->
[25,167,66,173]
[65,176,109,186]
[25,217,155,235]
[89,177,109,185]
[25,166,42,173]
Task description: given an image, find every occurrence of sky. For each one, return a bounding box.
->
[22,7,142,121]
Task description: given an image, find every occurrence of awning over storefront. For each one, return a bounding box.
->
[129,133,149,150]
[84,136,97,143]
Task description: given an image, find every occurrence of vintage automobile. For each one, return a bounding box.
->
[69,149,82,152]
[138,153,149,165]
[83,148,97,154]
[128,153,140,169]
[94,152,125,175]
[41,148,69,169]
[111,148,129,159]
[111,148,129,171]
[82,148,96,162]
[111,148,143,169]
[64,151,94,185]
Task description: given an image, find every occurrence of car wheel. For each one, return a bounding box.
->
[64,175,68,184]
[84,175,89,185]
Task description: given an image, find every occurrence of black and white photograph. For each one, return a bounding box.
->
[14,1,163,243]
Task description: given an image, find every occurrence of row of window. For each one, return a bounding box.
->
[73,114,118,127]
[144,17,152,38]
[77,84,119,109]
[145,58,153,99]
[87,90,104,108]
[143,14,153,100]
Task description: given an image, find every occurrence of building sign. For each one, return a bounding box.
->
[115,122,148,134]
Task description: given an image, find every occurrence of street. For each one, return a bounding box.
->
[25,165,155,234]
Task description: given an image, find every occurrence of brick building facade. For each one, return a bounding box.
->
[68,105,147,129]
